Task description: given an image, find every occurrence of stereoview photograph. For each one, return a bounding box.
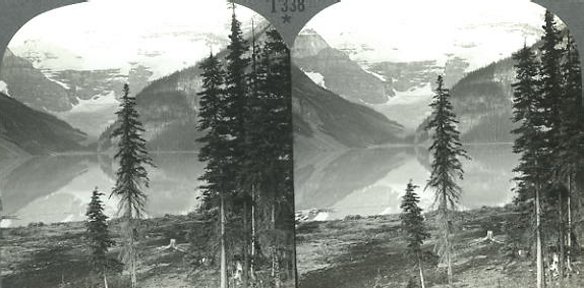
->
[0,1,295,287]
[292,0,584,287]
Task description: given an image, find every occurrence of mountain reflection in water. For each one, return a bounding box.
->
[0,145,518,226]
[0,153,204,227]
[294,144,519,220]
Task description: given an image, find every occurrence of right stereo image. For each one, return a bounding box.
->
[292,0,584,287]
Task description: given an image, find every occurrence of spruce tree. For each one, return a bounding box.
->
[224,5,252,288]
[233,28,294,286]
[540,10,564,146]
[247,20,260,281]
[539,11,567,281]
[261,29,294,287]
[425,75,468,288]
[110,83,154,288]
[86,187,115,286]
[235,27,294,287]
[558,32,584,271]
[510,44,546,288]
[224,5,250,150]
[558,33,584,172]
[400,180,430,288]
[196,52,230,288]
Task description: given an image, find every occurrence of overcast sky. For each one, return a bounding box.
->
[303,0,551,67]
[7,0,559,72]
[8,0,258,74]
[10,0,256,47]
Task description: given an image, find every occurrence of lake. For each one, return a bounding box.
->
[294,144,519,220]
[0,144,518,226]
[0,153,205,227]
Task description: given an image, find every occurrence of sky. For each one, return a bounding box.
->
[8,0,259,75]
[6,0,561,73]
[10,0,257,46]
[302,0,552,68]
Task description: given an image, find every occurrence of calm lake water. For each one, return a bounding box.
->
[0,144,518,227]
[0,153,205,227]
[294,144,519,220]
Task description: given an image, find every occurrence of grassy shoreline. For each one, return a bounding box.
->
[4,206,584,287]
[296,206,584,288]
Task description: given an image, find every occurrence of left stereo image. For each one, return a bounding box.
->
[0,1,296,288]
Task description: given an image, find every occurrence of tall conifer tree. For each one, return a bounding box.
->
[261,29,294,287]
[540,10,564,145]
[510,44,546,288]
[110,84,154,288]
[196,52,230,288]
[224,4,252,287]
[539,11,567,280]
[240,27,294,287]
[425,75,468,288]
[559,32,584,271]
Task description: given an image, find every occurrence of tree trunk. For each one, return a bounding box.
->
[251,184,256,281]
[446,249,453,288]
[126,210,137,288]
[242,200,249,288]
[442,190,453,288]
[418,252,426,288]
[559,185,565,281]
[130,244,137,288]
[567,173,573,272]
[221,193,228,288]
[293,244,299,288]
[104,274,109,288]
[0,196,2,288]
[272,198,281,288]
[536,183,545,288]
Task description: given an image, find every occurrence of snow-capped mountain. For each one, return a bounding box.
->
[7,31,229,115]
[293,30,476,131]
[3,0,262,140]
[295,0,549,131]
[10,32,229,82]
[3,0,553,140]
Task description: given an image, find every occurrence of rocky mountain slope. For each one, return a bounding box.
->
[293,30,391,105]
[0,49,72,112]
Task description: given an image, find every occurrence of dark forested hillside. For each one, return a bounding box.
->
[450,57,516,143]
[292,66,403,155]
[415,54,518,143]
[0,92,86,154]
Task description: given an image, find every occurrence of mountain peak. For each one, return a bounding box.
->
[293,29,331,58]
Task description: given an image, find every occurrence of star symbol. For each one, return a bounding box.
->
[282,14,292,23]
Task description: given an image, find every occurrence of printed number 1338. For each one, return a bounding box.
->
[272,0,306,13]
